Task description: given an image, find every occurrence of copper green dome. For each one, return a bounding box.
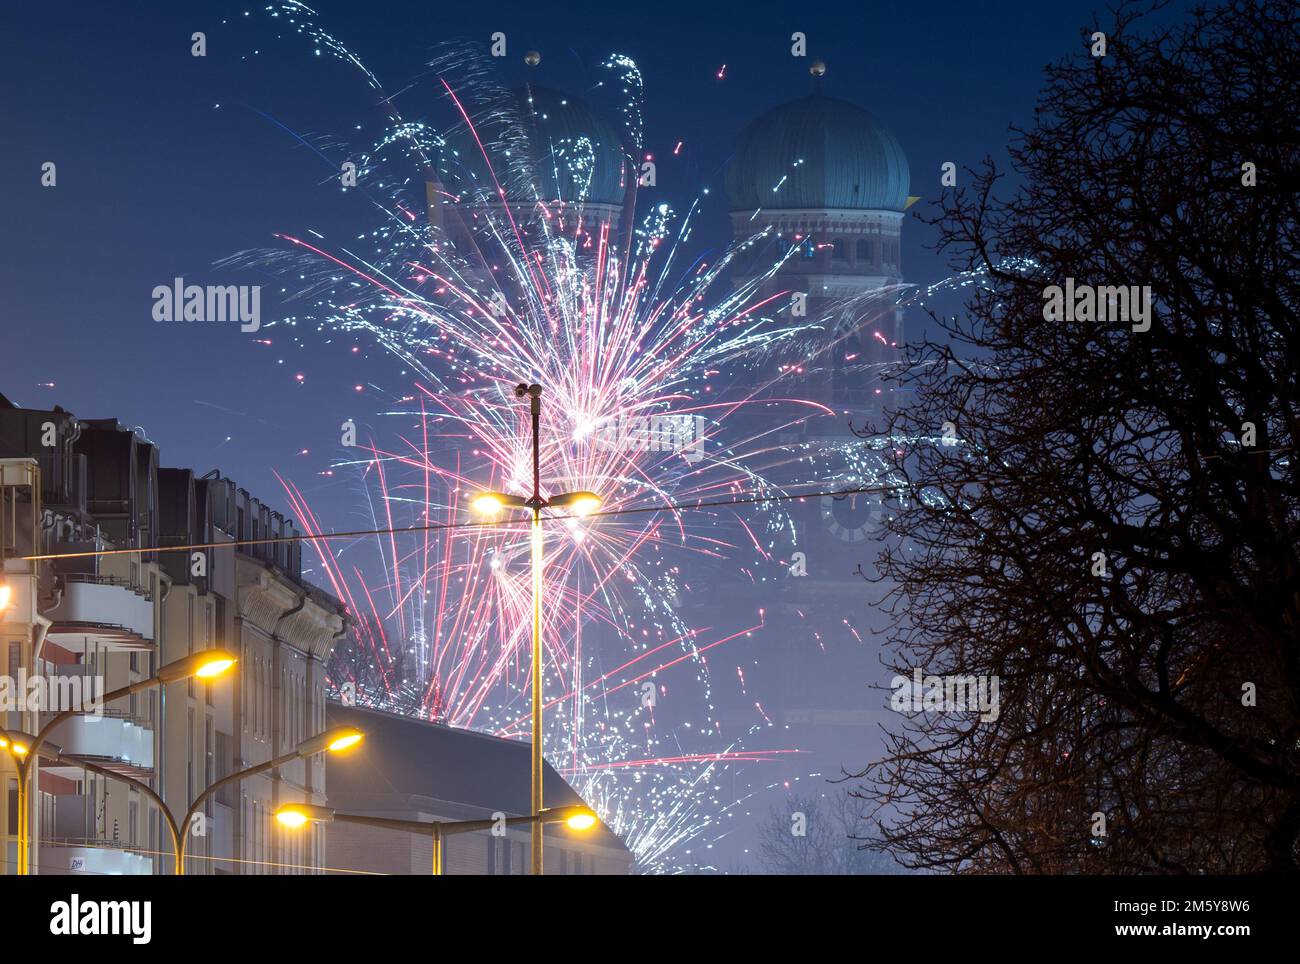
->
[725,95,910,212]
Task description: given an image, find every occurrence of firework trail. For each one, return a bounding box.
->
[225,3,928,871]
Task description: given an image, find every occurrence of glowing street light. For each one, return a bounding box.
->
[296,726,365,756]
[1,649,236,874]
[177,726,365,873]
[470,382,603,876]
[273,802,600,874]
[156,649,239,684]
[560,809,598,831]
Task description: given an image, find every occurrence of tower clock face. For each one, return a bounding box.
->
[819,484,885,542]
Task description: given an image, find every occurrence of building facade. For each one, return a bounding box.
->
[0,392,346,875]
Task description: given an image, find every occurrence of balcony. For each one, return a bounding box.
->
[41,794,153,875]
[35,452,87,513]
[39,843,154,876]
[45,712,154,780]
[46,575,154,650]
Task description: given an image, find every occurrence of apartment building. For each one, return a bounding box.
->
[0,392,347,875]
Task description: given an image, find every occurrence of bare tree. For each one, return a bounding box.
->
[759,793,908,874]
[853,0,1300,873]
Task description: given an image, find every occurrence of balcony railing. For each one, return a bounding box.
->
[45,714,155,772]
[46,576,154,649]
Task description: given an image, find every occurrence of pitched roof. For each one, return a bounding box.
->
[325,703,629,853]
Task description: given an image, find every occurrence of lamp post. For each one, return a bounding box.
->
[50,751,182,876]
[471,382,601,876]
[1,649,237,875]
[177,726,364,874]
[274,802,598,875]
[2,726,362,875]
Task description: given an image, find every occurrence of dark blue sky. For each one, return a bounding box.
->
[1,0,1194,526]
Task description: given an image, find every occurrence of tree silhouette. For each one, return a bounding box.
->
[758,793,908,875]
[853,0,1300,873]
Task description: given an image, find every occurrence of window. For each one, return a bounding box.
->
[856,239,868,262]
[253,657,260,738]
[215,731,232,807]
[187,596,196,701]
[204,718,214,816]
[8,780,19,829]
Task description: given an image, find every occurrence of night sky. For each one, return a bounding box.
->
[2,0,1213,873]
[1,0,1193,523]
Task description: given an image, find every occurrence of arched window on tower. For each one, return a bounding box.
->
[856,239,869,264]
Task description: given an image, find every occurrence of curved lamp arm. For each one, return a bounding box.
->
[72,756,183,875]
[177,750,298,874]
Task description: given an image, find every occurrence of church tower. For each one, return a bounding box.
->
[725,88,911,413]
[717,80,912,783]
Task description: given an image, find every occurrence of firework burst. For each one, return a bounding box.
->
[226,2,920,871]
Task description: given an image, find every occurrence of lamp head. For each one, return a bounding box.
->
[1,731,61,761]
[471,492,527,516]
[157,649,238,684]
[549,491,602,517]
[274,803,335,828]
[539,805,599,831]
[295,726,365,757]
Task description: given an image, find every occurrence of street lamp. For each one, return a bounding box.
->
[1,649,237,874]
[471,382,602,876]
[41,750,183,877]
[273,802,600,875]
[4,727,363,876]
[177,726,365,874]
